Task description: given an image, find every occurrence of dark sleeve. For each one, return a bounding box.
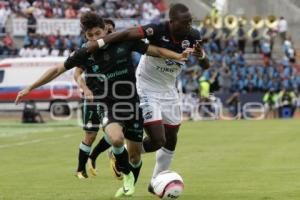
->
[190,29,202,46]
[64,48,90,70]
[140,23,161,40]
[130,40,150,54]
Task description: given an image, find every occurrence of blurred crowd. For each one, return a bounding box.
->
[0,0,166,57]
[4,0,166,20]
[179,15,299,96]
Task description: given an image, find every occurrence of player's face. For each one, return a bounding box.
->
[105,24,115,34]
[170,11,192,38]
[85,27,106,41]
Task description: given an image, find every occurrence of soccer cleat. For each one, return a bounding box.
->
[148,182,155,195]
[123,171,135,196]
[114,187,125,198]
[114,172,135,198]
[76,171,88,179]
[87,158,98,176]
[108,150,123,180]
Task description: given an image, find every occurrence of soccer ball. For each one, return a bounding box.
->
[152,170,184,199]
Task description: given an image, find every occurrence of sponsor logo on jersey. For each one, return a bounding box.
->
[106,68,128,79]
[145,27,154,36]
[156,66,176,73]
[92,65,99,72]
[165,59,184,68]
[165,59,176,66]
[142,96,148,102]
[181,40,190,49]
[86,121,93,129]
[133,123,139,129]
[116,58,127,64]
[144,111,153,120]
[162,35,170,42]
[117,47,125,54]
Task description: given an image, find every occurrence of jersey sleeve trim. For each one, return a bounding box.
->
[164,124,181,128]
[144,120,163,126]
[138,26,145,38]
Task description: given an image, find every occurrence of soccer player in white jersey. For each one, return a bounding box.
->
[86,3,210,193]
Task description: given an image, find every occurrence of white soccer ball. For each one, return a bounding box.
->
[152,170,184,199]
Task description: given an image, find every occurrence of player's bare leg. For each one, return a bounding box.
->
[142,124,166,152]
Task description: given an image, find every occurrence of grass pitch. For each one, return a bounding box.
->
[0,119,300,200]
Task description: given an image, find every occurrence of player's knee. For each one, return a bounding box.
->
[129,153,141,165]
[84,132,97,145]
[110,133,124,147]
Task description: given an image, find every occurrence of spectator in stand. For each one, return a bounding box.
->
[19,0,31,13]
[32,2,45,19]
[63,49,70,57]
[277,87,297,118]
[44,2,53,18]
[50,48,59,57]
[218,66,232,93]
[236,50,245,66]
[65,5,77,18]
[19,45,28,57]
[278,16,288,44]
[32,45,42,57]
[265,28,277,54]
[2,32,16,55]
[78,4,91,17]
[152,0,168,16]
[237,23,246,53]
[261,38,271,65]
[251,28,261,53]
[263,88,278,118]
[142,0,160,21]
[40,44,49,57]
[0,4,11,34]
[27,45,35,57]
[27,9,37,34]
[53,4,64,18]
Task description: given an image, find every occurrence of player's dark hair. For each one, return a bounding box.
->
[104,18,115,29]
[169,3,189,20]
[80,12,105,32]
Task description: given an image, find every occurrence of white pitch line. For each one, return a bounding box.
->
[0,134,73,149]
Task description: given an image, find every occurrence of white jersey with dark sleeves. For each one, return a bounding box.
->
[136,54,184,95]
[136,22,201,96]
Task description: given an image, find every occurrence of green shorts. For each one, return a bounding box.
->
[103,104,144,142]
[82,100,104,133]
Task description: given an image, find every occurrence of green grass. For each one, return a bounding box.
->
[0,119,300,200]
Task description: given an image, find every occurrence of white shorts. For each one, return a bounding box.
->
[138,89,181,127]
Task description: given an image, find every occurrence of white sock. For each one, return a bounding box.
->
[151,147,174,180]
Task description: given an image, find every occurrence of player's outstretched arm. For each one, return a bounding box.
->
[192,40,210,70]
[73,67,94,102]
[146,45,193,61]
[86,27,142,53]
[15,64,66,104]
